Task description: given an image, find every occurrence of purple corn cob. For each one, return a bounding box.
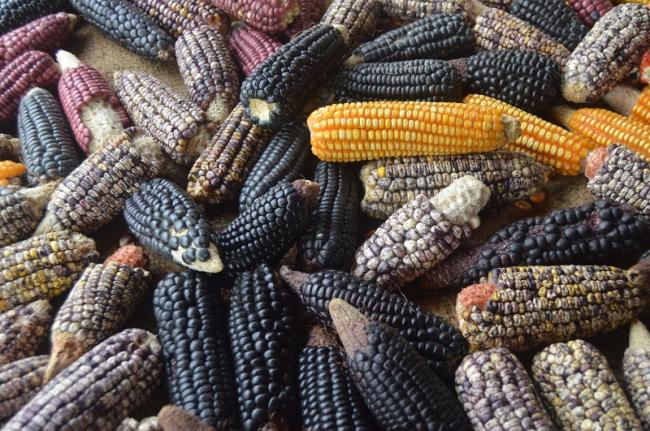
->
[228,23,282,76]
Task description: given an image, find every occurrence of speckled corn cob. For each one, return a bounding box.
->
[455,348,555,431]
[353,176,490,290]
[0,301,51,367]
[57,50,130,154]
[320,0,380,49]
[128,0,229,38]
[623,320,650,428]
[0,231,98,313]
[228,24,282,77]
[211,0,298,32]
[0,355,48,421]
[380,0,466,21]
[117,416,161,431]
[0,134,20,161]
[330,299,472,431]
[157,405,215,431]
[532,340,642,430]
[4,328,162,431]
[0,182,59,247]
[154,272,237,429]
[567,0,613,27]
[115,71,209,165]
[0,0,67,34]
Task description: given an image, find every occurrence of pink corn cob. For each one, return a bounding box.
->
[228,24,283,76]
[211,0,298,32]
[566,0,613,27]
[0,51,60,124]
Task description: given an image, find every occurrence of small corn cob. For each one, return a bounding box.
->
[115,71,209,165]
[0,160,25,181]
[455,348,555,431]
[623,320,650,429]
[380,0,466,21]
[640,50,650,84]
[347,13,474,65]
[241,24,347,128]
[218,180,320,275]
[69,0,175,60]
[0,182,59,247]
[17,88,81,184]
[532,340,643,430]
[0,51,60,124]
[0,355,48,421]
[0,134,20,161]
[57,50,130,154]
[125,178,223,273]
[308,101,520,163]
[117,417,161,431]
[127,0,229,38]
[320,0,381,49]
[211,0,298,32]
[330,299,472,431]
[0,231,98,313]
[360,152,550,219]
[0,0,67,34]
[227,24,282,77]
[238,120,310,210]
[229,264,299,431]
[154,272,237,429]
[457,260,650,351]
[280,266,468,375]
[157,405,215,431]
[4,329,162,431]
[567,0,613,27]
[0,301,51,367]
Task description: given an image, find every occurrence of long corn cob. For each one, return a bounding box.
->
[227,24,283,77]
[0,355,48,421]
[211,0,298,32]
[532,340,643,430]
[127,0,229,38]
[320,0,380,49]
[623,320,650,429]
[0,0,67,34]
[157,405,214,431]
[455,348,555,431]
[0,182,59,247]
[0,301,51,367]
[307,101,520,163]
[0,134,20,161]
[380,0,466,21]
[567,0,613,27]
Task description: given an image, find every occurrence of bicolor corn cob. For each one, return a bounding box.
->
[0,301,51,367]
[330,299,472,431]
[308,101,520,162]
[229,264,299,431]
[187,105,272,204]
[176,25,238,128]
[115,71,209,165]
[0,134,20,161]
[238,120,310,210]
[211,0,298,32]
[125,178,223,273]
[0,355,48,421]
[532,340,643,430]
[0,0,67,34]
[623,320,650,429]
[562,4,650,103]
[69,0,174,60]
[17,88,81,184]
[457,260,650,351]
[640,50,650,84]
[0,231,98,313]
[116,417,161,431]
[280,267,468,374]
[157,405,214,431]
[57,50,130,154]
[0,160,24,181]
[455,348,555,431]
[567,0,613,27]
[4,329,162,431]
[127,0,229,38]
[0,182,59,247]
[360,152,550,219]
[380,0,466,21]
[227,24,282,77]
[320,0,380,49]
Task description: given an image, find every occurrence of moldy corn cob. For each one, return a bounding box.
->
[211,0,298,32]
[157,405,214,431]
[0,0,67,34]
[623,320,650,428]
[320,0,380,49]
[0,182,59,247]
[0,301,51,367]
[567,0,613,27]
[380,0,466,21]
[0,355,48,421]
[227,23,282,77]
[127,0,229,38]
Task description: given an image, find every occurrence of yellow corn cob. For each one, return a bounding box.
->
[464,94,594,175]
[0,161,25,180]
[307,101,521,162]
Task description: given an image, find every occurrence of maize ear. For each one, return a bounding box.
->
[623,320,650,429]
[0,0,67,34]
[211,0,298,32]
[127,0,229,38]
[283,0,326,37]
[0,301,51,367]
[567,0,613,27]
[0,355,48,421]
[227,23,283,77]
[320,0,380,49]
[380,0,466,21]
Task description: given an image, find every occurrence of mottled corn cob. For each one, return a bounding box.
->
[0,231,98,313]
[0,301,51,367]
[127,0,228,38]
[0,160,25,181]
[0,0,67,34]
[227,24,282,77]
[154,272,237,429]
[320,0,380,49]
[229,264,299,431]
[211,0,298,32]
[330,299,472,431]
[640,50,650,84]
[69,0,175,60]
[238,120,310,210]
[115,71,209,165]
[455,348,555,431]
[0,355,48,421]
[17,88,81,184]
[157,405,214,431]
[125,178,223,273]
[0,182,58,247]
[567,0,613,27]
[0,134,20,161]
[117,417,161,431]
[57,50,130,154]
[380,0,466,21]
[532,340,642,430]
[623,320,650,429]
[4,329,162,431]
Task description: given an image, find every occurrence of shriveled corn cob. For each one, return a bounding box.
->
[0,182,59,247]
[0,0,67,34]
[227,24,282,77]
[567,0,613,27]
[623,320,650,429]
[211,0,298,32]
[117,417,161,431]
[455,348,555,431]
[157,406,214,431]
[127,0,229,38]
[0,355,48,421]
[0,301,51,367]
[640,50,650,84]
[532,340,643,430]
[320,0,380,49]
[0,134,20,161]
[0,160,25,181]
[380,0,466,21]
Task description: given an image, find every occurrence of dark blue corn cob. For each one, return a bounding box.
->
[0,0,67,35]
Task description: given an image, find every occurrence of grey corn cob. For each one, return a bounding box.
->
[116,417,161,431]
[455,348,555,431]
[320,0,380,50]
[624,320,650,429]
[352,176,491,290]
[381,0,466,21]
[532,340,643,431]
[4,328,163,431]
[0,355,48,421]
[0,301,51,367]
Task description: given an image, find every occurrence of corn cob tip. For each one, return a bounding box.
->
[293,179,321,209]
[67,13,77,31]
[329,298,370,355]
[248,98,278,124]
[33,211,58,235]
[430,175,491,227]
[332,24,349,44]
[157,405,216,431]
[279,265,308,295]
[44,334,86,383]
[466,0,489,19]
[502,115,521,144]
[457,283,497,313]
[24,299,51,319]
[603,84,640,117]
[628,320,650,354]
[561,82,592,104]
[104,244,148,269]
[550,105,575,128]
[55,49,81,72]
[584,146,610,179]
[343,55,363,67]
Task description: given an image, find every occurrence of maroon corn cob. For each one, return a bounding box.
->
[211,0,299,33]
[566,0,613,27]
[228,24,283,76]
[284,0,327,37]
[127,0,229,38]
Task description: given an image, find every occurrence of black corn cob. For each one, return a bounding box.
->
[0,301,51,367]
[0,0,67,34]
[0,182,59,247]
[154,272,237,429]
[0,355,48,421]
[228,264,299,431]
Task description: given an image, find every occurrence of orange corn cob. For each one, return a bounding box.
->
[0,161,25,180]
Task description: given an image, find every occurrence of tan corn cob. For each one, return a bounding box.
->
[380,0,466,21]
[0,134,20,160]
[320,0,381,49]
[0,301,51,367]
[623,320,650,429]
[0,355,48,421]
[116,417,161,431]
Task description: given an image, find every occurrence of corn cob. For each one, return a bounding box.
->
[320,0,380,49]
[229,264,299,431]
[347,13,474,65]
[57,50,130,154]
[125,178,223,273]
[360,152,550,219]
[0,0,67,34]
[211,0,298,32]
[532,340,643,430]
[115,71,209,165]
[455,348,555,431]
[567,0,613,27]
[117,417,161,431]
[0,134,19,161]
[238,120,310,210]
[308,101,520,163]
[457,260,650,351]
[0,301,51,367]
[105,243,148,268]
[157,405,215,431]
[623,320,650,429]
[153,271,237,429]
[482,0,514,8]
[69,0,175,60]
[0,51,60,124]
[127,0,228,38]
[330,299,472,431]
[380,0,466,21]
[0,160,25,181]
[227,24,282,77]
[640,50,650,84]
[0,355,48,421]
[17,88,81,184]
[4,328,162,431]
[218,180,319,275]
[283,0,326,37]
